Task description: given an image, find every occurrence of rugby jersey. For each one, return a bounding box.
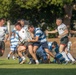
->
[48,42,59,54]
[18,28,32,42]
[10,28,19,47]
[57,23,68,37]
[0,26,8,41]
[34,28,47,43]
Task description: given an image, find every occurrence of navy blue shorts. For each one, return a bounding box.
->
[33,41,48,49]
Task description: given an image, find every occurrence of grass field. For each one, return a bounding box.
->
[0,58,76,75]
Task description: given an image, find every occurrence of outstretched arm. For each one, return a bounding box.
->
[45,29,57,34]
[70,30,76,34]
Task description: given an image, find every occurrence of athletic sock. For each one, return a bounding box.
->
[8,54,10,57]
[67,53,75,61]
[22,56,25,60]
[61,52,69,62]
[35,60,39,64]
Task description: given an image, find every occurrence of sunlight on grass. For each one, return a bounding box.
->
[0,58,76,69]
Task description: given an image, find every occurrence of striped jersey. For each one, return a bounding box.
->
[10,28,19,48]
[34,28,47,43]
[48,42,59,54]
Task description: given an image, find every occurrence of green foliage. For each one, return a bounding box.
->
[15,0,73,9]
[0,0,12,18]
[0,0,75,28]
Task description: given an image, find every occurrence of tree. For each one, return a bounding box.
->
[0,0,75,28]
[0,0,12,18]
[15,0,75,27]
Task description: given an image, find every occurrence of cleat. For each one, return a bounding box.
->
[71,61,76,65]
[7,57,10,60]
[36,62,39,65]
[20,59,25,64]
[64,61,69,65]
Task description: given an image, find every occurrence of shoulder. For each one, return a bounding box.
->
[19,28,26,33]
[61,23,66,27]
[35,28,42,33]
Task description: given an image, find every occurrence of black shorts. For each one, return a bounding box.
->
[60,36,69,45]
[24,42,33,47]
[0,41,5,50]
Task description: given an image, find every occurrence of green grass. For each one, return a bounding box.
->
[0,58,76,75]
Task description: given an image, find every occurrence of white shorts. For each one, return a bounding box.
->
[10,46,17,51]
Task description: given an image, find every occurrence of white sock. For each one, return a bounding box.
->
[35,60,39,63]
[61,52,69,62]
[67,53,75,61]
[8,54,10,57]
[22,56,25,60]
[12,55,15,59]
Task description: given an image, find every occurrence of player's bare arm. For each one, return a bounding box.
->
[70,30,76,34]
[45,29,57,34]
[28,36,39,42]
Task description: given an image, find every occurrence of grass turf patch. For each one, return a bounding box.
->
[0,58,76,75]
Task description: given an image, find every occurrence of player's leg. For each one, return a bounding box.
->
[67,52,76,64]
[7,51,13,59]
[59,37,70,64]
[7,45,15,59]
[28,44,39,64]
[65,47,76,64]
[17,46,26,64]
[33,45,39,64]
[0,41,5,56]
[42,42,55,58]
[60,45,69,62]
[12,49,16,60]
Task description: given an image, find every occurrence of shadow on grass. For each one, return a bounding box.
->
[0,68,76,75]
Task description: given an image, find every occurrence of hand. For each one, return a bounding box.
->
[58,35,61,38]
[4,40,7,43]
[45,30,48,34]
[28,39,31,42]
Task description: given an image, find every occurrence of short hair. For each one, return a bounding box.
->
[52,41,58,46]
[0,18,6,21]
[56,18,62,21]
[28,24,34,29]
[15,22,22,27]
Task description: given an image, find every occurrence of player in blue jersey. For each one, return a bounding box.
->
[28,25,58,64]
[7,28,19,59]
[28,41,64,64]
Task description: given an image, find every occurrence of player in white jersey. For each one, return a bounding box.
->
[0,18,9,56]
[18,19,29,31]
[46,18,70,63]
[15,22,33,64]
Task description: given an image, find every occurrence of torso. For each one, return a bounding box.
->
[57,23,67,35]
[0,26,8,40]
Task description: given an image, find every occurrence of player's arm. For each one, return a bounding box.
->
[46,29,57,34]
[70,30,76,34]
[28,36,39,42]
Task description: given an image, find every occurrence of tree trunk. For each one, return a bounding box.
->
[63,4,73,29]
